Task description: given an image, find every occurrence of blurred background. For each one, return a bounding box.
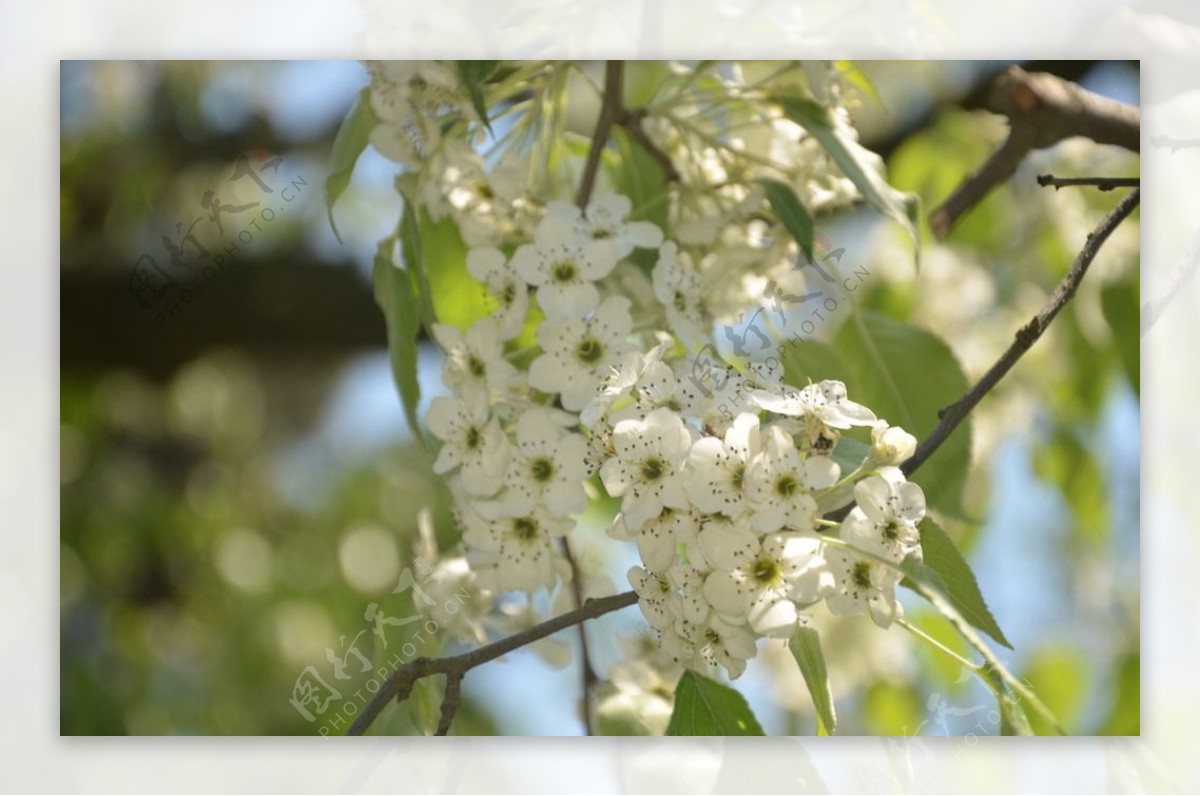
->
[60,60,1139,736]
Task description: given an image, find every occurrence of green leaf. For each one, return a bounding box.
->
[759,178,814,263]
[455,60,498,134]
[906,518,1012,648]
[788,627,837,735]
[834,310,971,518]
[1101,279,1139,395]
[325,87,379,243]
[774,95,920,262]
[665,671,765,736]
[830,436,870,474]
[779,337,857,388]
[612,126,669,271]
[835,60,882,107]
[372,235,425,447]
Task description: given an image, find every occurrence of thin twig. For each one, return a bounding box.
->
[930,66,1140,238]
[904,187,1140,477]
[1036,174,1139,191]
[576,61,625,209]
[616,108,680,183]
[348,591,638,735]
[560,538,598,735]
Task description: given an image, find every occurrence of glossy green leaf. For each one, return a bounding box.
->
[760,178,814,263]
[325,87,378,242]
[779,337,857,388]
[905,518,1012,648]
[834,310,971,518]
[666,671,765,736]
[372,235,425,447]
[774,95,920,261]
[788,626,837,735]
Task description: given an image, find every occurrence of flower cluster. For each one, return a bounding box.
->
[425,186,926,681]
[367,61,932,687]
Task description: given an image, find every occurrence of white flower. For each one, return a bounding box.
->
[839,468,924,562]
[628,566,677,631]
[529,296,634,411]
[609,504,699,573]
[367,61,465,166]
[750,379,877,429]
[745,425,835,533]
[480,408,589,518]
[825,544,904,629]
[600,407,694,530]
[427,393,509,497]
[662,615,758,680]
[461,503,572,593]
[511,218,620,319]
[685,412,761,517]
[432,318,516,398]
[870,423,918,465]
[466,247,530,339]
[652,242,709,349]
[698,525,832,638]
[545,192,664,259]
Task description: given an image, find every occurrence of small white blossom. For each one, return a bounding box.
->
[701,528,832,638]
[427,393,510,497]
[545,192,664,259]
[609,504,700,572]
[480,408,589,519]
[432,318,516,398]
[466,247,530,339]
[511,218,620,319]
[750,379,877,429]
[461,503,573,593]
[825,544,905,629]
[529,297,634,411]
[685,412,761,517]
[652,242,709,349]
[600,407,694,530]
[870,423,918,465]
[745,425,836,533]
[839,467,924,562]
[662,615,758,680]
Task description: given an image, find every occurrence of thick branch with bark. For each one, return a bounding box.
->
[930,66,1140,238]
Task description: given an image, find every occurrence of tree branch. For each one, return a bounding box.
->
[616,107,680,183]
[348,591,638,736]
[930,66,1140,238]
[576,61,625,209]
[560,538,598,735]
[904,187,1140,477]
[1036,174,1139,191]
